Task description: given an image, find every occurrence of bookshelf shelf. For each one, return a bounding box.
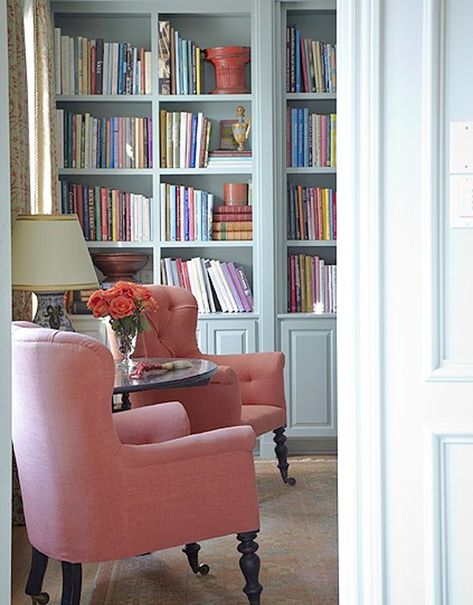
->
[198,313,259,321]
[286,240,337,247]
[86,241,152,249]
[59,169,154,175]
[286,167,336,174]
[56,95,153,102]
[286,92,336,100]
[159,167,253,175]
[277,313,337,319]
[158,94,253,103]
[161,241,253,248]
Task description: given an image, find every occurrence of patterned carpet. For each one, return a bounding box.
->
[89,457,338,605]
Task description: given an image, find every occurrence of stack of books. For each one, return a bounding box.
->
[159,110,211,168]
[54,29,152,95]
[160,184,214,241]
[286,108,336,168]
[60,182,151,242]
[161,257,254,313]
[212,206,253,241]
[286,25,336,93]
[288,254,337,314]
[287,185,336,240]
[207,149,252,169]
[158,21,203,95]
[57,111,152,169]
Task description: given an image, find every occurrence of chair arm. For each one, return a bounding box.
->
[129,365,242,434]
[113,402,190,445]
[121,425,256,467]
[203,352,286,409]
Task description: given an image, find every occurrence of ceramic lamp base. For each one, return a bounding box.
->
[33,291,75,331]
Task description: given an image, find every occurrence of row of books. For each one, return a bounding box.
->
[158,21,203,95]
[60,182,151,242]
[213,205,253,241]
[57,111,152,169]
[286,109,336,168]
[286,25,336,93]
[160,184,214,242]
[161,257,254,313]
[54,29,152,95]
[288,254,337,314]
[207,149,252,169]
[287,185,336,240]
[160,111,211,168]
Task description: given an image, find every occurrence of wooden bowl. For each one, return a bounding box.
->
[91,253,149,283]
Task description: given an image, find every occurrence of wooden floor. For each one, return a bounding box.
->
[11,527,98,605]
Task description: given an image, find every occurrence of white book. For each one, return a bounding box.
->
[60,36,69,95]
[201,259,216,312]
[83,113,90,168]
[160,182,166,241]
[172,112,179,168]
[69,37,74,95]
[193,257,210,313]
[111,43,119,95]
[144,51,152,95]
[164,257,174,285]
[207,264,228,312]
[56,109,64,168]
[171,260,179,286]
[206,193,214,241]
[144,197,151,241]
[132,46,138,94]
[103,42,109,95]
[210,259,233,312]
[54,28,61,94]
[195,190,201,241]
[187,259,204,311]
[179,185,186,240]
[160,258,167,285]
[179,112,187,168]
[215,259,238,312]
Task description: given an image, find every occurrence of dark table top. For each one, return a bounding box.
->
[113,358,217,395]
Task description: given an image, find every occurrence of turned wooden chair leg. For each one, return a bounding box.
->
[182,542,210,575]
[237,531,263,605]
[61,560,82,605]
[273,426,296,485]
[25,547,50,604]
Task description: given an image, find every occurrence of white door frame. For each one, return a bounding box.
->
[0,0,386,602]
[337,0,386,603]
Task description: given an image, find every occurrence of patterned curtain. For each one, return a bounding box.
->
[31,0,59,214]
[8,0,30,525]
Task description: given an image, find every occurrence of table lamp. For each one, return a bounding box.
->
[11,214,99,331]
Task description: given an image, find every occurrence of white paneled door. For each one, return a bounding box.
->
[338,0,473,602]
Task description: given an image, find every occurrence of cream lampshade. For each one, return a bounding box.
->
[12,214,98,330]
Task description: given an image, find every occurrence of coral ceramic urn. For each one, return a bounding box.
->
[204,46,251,94]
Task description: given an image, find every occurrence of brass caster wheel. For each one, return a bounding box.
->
[31,593,50,605]
[286,477,296,486]
[197,563,210,576]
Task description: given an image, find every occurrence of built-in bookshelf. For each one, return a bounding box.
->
[52,0,338,452]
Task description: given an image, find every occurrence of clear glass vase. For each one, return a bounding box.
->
[115,330,138,368]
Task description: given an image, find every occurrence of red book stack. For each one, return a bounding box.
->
[212,205,253,241]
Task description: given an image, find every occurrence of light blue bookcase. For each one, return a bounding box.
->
[53,0,337,455]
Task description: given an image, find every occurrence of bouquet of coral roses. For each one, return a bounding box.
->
[87,281,157,365]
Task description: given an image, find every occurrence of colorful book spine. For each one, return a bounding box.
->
[159,21,203,95]
[286,110,336,168]
[287,253,336,313]
[287,185,336,240]
[159,111,211,168]
[160,185,215,241]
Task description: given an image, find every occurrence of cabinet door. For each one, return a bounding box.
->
[70,315,108,345]
[281,319,337,438]
[206,320,257,355]
[196,321,208,354]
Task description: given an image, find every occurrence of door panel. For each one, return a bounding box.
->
[206,320,257,355]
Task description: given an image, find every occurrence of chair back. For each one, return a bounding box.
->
[11,323,123,558]
[108,285,202,360]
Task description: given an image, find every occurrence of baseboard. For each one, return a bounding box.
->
[287,437,338,456]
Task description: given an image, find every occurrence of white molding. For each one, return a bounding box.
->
[422,0,450,381]
[337,0,386,603]
[424,428,473,605]
[0,0,12,600]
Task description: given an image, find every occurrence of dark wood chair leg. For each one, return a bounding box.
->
[237,531,263,605]
[273,426,296,485]
[61,561,82,605]
[182,542,210,575]
[25,547,50,604]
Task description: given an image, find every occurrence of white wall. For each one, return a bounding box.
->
[0,0,12,600]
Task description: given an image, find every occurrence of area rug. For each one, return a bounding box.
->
[89,457,338,605]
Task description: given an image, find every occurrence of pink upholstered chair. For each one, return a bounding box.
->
[12,323,263,605]
[107,285,295,486]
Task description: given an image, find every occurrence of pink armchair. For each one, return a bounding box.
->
[107,285,295,486]
[12,323,263,605]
